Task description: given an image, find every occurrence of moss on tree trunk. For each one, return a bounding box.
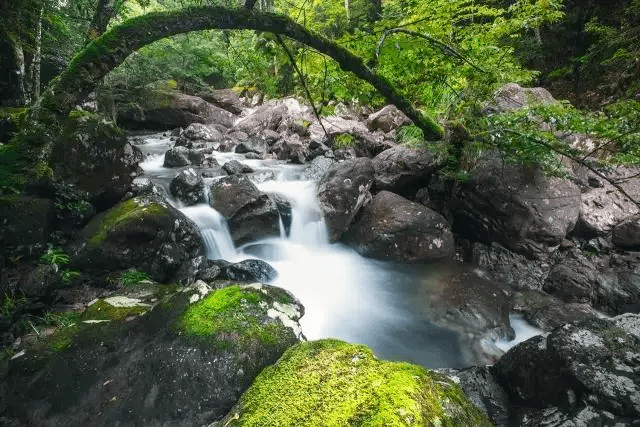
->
[34,6,444,140]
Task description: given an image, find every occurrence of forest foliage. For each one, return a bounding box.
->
[1,0,639,192]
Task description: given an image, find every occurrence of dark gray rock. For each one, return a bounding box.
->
[372,145,439,197]
[576,166,640,236]
[512,290,597,331]
[50,113,141,209]
[345,191,455,262]
[453,154,581,258]
[235,138,268,155]
[0,283,302,427]
[493,314,640,424]
[595,257,640,315]
[317,158,375,242]
[304,156,337,181]
[220,259,279,283]
[198,88,245,114]
[470,242,547,291]
[0,197,54,252]
[175,255,222,284]
[222,160,254,175]
[543,258,598,304]
[74,195,204,283]
[209,175,280,246]
[613,214,640,249]
[271,134,308,164]
[169,168,205,206]
[366,104,411,133]
[163,146,191,167]
[438,366,512,427]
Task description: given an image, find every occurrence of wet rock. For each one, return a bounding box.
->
[317,158,375,242]
[576,166,640,236]
[234,104,287,136]
[595,260,640,315]
[268,193,292,237]
[470,242,545,290]
[183,123,223,142]
[212,339,492,426]
[613,213,640,249]
[372,145,439,197]
[345,191,455,262]
[209,175,280,246]
[0,284,302,427]
[50,112,141,209]
[512,290,597,331]
[163,146,200,167]
[453,154,581,258]
[272,134,307,164]
[484,83,557,114]
[366,104,411,133]
[74,195,204,282]
[169,168,205,206]
[235,138,268,155]
[222,160,254,175]
[493,314,640,425]
[220,259,279,283]
[543,258,598,304]
[437,366,512,427]
[175,255,222,284]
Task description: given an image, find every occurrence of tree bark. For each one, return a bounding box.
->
[35,6,443,140]
[86,0,118,42]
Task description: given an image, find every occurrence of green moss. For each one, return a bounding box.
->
[87,197,166,246]
[333,133,357,149]
[0,107,29,128]
[178,285,295,350]
[83,298,149,321]
[293,119,311,128]
[219,339,492,427]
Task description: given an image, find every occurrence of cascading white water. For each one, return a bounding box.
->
[134,131,541,368]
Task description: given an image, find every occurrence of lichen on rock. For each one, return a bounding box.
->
[213,339,492,426]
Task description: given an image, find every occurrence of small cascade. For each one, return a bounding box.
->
[179,205,238,261]
[494,314,544,352]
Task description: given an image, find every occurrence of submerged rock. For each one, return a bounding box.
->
[0,284,303,427]
[74,195,204,282]
[317,157,375,242]
[345,190,455,262]
[212,339,492,427]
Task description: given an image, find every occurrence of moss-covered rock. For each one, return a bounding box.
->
[49,110,141,209]
[0,283,304,426]
[215,339,492,427]
[75,195,204,282]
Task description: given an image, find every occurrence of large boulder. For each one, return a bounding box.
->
[169,167,205,206]
[576,166,640,236]
[542,258,598,304]
[0,283,303,427]
[613,213,640,249]
[345,191,455,262]
[163,146,203,167]
[484,83,558,114]
[198,88,245,114]
[212,339,492,426]
[50,111,141,210]
[117,89,236,130]
[492,314,640,426]
[183,123,223,142]
[234,104,287,136]
[372,145,439,197]
[366,104,411,133]
[317,158,375,242]
[74,195,204,282]
[595,252,640,314]
[453,154,581,258]
[512,290,597,332]
[208,175,280,246]
[0,196,54,252]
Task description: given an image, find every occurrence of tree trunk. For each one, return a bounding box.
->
[8,33,27,106]
[29,7,43,102]
[87,0,117,42]
[35,6,443,140]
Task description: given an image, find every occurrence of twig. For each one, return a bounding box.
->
[275,34,328,137]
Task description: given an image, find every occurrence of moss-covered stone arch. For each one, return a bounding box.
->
[34,6,443,140]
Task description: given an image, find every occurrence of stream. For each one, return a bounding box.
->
[134,132,540,369]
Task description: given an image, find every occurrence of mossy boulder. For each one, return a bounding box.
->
[214,339,492,426]
[49,111,141,210]
[0,283,304,426]
[74,195,204,282]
